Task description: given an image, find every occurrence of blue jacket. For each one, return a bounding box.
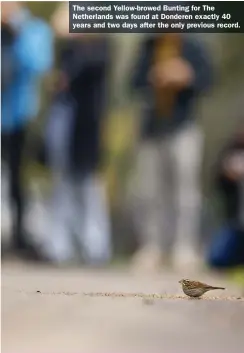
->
[132,35,213,138]
[1,9,54,133]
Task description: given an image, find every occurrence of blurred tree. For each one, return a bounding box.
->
[26,1,58,20]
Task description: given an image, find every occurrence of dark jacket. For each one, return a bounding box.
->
[132,35,213,139]
[56,37,110,175]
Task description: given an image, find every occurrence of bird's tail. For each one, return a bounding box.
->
[209,286,225,290]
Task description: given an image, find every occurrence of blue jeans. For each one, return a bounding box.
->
[42,97,112,264]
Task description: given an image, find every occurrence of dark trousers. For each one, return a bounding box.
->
[1,127,26,248]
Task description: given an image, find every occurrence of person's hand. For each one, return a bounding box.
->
[48,71,69,93]
[1,2,20,25]
[58,72,69,91]
[223,154,244,181]
[1,3,13,25]
[148,57,195,90]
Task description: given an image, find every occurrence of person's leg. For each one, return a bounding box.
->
[42,99,76,263]
[158,137,176,255]
[1,165,11,240]
[1,134,12,250]
[2,128,48,260]
[42,173,75,263]
[170,123,204,270]
[239,179,244,228]
[73,173,112,265]
[130,140,167,272]
[8,127,26,249]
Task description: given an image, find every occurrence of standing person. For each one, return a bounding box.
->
[217,125,244,229]
[41,3,112,265]
[130,34,213,272]
[1,2,54,258]
[208,124,244,268]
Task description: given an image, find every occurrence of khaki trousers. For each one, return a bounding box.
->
[132,123,204,256]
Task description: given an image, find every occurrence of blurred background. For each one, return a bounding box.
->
[1,1,244,284]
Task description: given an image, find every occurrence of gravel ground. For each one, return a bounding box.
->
[2,262,244,353]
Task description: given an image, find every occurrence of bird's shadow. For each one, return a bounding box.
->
[187,297,202,300]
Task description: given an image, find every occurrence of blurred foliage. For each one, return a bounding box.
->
[26,1,58,20]
[228,267,244,291]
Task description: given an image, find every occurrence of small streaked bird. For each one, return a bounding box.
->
[179,279,225,298]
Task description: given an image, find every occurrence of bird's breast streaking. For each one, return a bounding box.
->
[179,279,225,298]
